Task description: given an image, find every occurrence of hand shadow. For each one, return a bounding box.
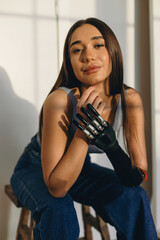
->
[0,66,38,240]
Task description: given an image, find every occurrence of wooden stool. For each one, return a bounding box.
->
[79,205,110,240]
[5,184,35,240]
[5,184,110,240]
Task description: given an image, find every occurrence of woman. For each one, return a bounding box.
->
[10,18,157,240]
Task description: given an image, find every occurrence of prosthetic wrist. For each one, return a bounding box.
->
[73,103,147,187]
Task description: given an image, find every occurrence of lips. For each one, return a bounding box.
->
[83,65,101,73]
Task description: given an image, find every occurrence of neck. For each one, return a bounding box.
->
[80,79,111,102]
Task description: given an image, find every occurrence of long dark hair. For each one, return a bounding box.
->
[38,17,129,151]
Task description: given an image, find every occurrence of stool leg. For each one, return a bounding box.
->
[82,205,93,240]
[96,214,110,240]
[16,207,30,240]
[30,213,35,240]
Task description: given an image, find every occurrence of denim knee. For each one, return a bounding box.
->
[33,193,75,222]
[34,194,80,240]
[95,186,157,240]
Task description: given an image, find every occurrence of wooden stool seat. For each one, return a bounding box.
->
[5,184,110,240]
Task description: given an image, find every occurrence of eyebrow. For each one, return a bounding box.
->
[70,36,104,48]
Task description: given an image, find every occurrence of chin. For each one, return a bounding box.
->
[79,75,107,87]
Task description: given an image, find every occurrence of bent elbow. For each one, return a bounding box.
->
[45,177,68,198]
[48,187,67,198]
[49,190,67,198]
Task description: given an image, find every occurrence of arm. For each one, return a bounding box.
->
[41,86,105,197]
[74,89,148,186]
[106,89,148,186]
[41,89,89,198]
[125,89,148,172]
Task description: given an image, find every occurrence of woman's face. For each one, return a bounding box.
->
[69,24,112,87]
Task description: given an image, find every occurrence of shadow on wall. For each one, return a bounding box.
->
[134,0,152,200]
[0,66,38,240]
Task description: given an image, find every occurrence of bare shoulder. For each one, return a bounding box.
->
[126,88,143,108]
[43,89,71,110]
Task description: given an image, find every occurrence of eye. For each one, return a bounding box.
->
[72,48,82,54]
[95,44,105,48]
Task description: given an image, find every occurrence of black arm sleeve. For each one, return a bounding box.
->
[74,104,147,187]
[105,143,145,186]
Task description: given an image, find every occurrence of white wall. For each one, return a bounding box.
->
[0,0,157,239]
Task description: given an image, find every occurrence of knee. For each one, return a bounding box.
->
[132,186,148,201]
[34,194,79,240]
[135,186,150,205]
[39,193,74,215]
[123,185,149,208]
[48,193,74,211]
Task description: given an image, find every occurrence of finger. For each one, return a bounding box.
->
[78,86,96,108]
[83,90,100,106]
[87,103,100,117]
[80,107,93,121]
[97,101,107,116]
[92,96,103,110]
[73,120,94,140]
[80,107,104,131]
[87,104,108,127]
[76,113,99,135]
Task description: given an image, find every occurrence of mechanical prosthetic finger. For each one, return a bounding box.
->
[76,113,99,136]
[80,107,104,131]
[87,103,108,127]
[73,120,95,140]
[73,104,108,140]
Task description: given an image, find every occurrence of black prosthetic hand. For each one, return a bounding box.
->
[73,104,147,187]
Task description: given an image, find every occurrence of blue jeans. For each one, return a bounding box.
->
[10,135,158,240]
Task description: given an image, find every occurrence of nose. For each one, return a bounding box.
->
[81,48,96,62]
